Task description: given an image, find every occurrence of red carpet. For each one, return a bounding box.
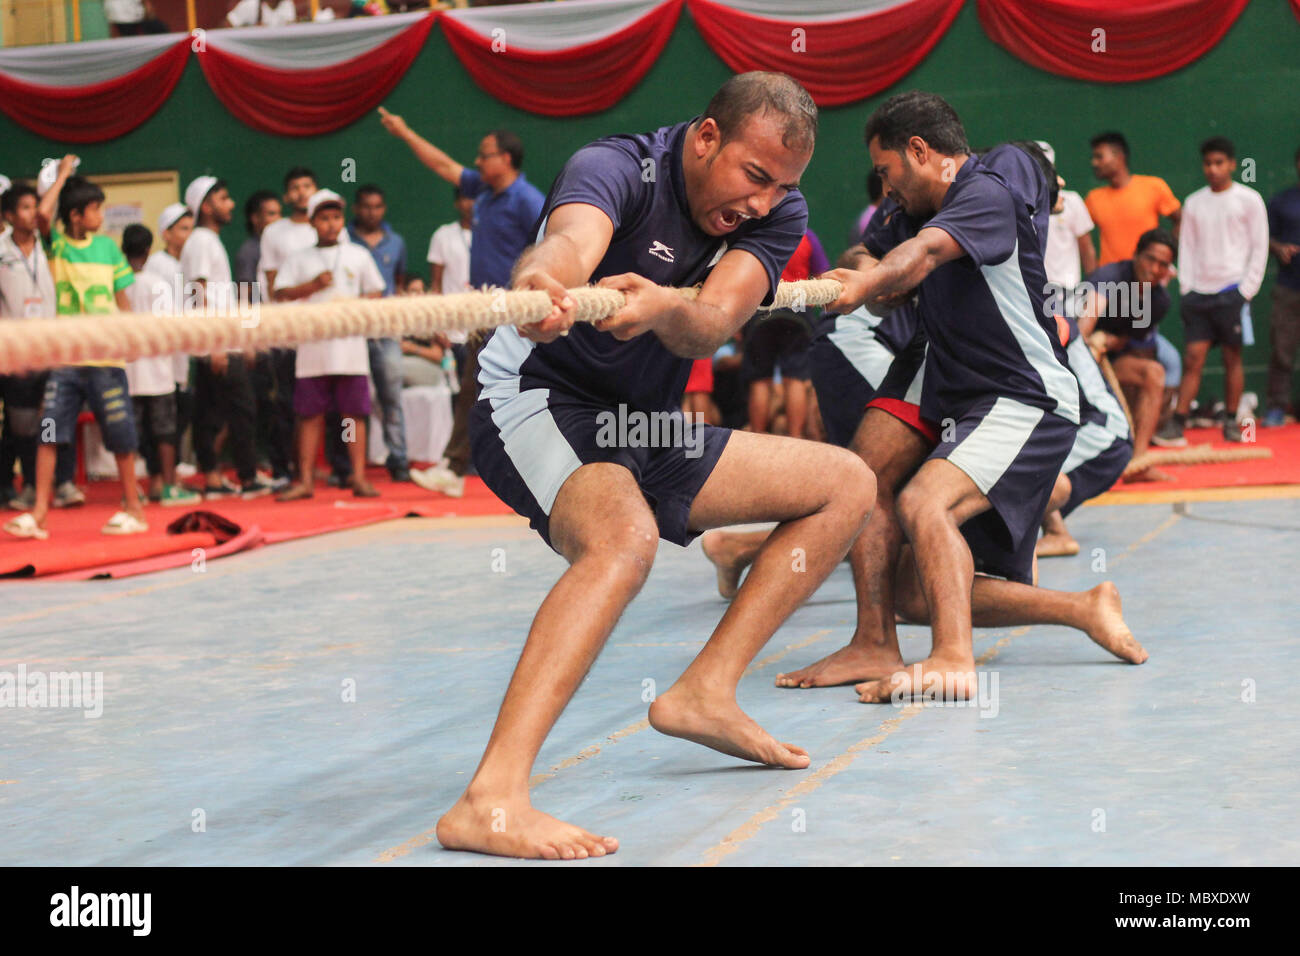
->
[1,469,513,581]
[1107,423,1300,495]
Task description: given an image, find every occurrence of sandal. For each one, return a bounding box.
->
[4,513,49,540]
[102,510,149,535]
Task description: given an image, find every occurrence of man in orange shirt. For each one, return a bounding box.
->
[1085,132,1182,265]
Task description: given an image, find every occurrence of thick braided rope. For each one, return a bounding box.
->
[0,278,843,374]
[1124,442,1272,476]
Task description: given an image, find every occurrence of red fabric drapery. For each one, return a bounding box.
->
[438,0,682,117]
[686,0,964,108]
[196,12,436,137]
[0,39,189,143]
[978,0,1251,83]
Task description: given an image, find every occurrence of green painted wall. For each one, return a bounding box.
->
[3,1,1299,399]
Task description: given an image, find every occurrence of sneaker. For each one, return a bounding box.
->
[7,486,35,511]
[240,478,275,500]
[1223,420,1244,443]
[160,484,203,507]
[52,481,86,508]
[203,476,241,498]
[327,473,349,489]
[268,474,292,492]
[1152,416,1188,448]
[1262,407,1286,428]
[389,465,411,483]
[411,464,465,498]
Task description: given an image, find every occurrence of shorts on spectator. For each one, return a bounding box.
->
[41,366,137,454]
[1182,289,1244,347]
[470,386,730,552]
[294,374,372,417]
[743,311,812,382]
[930,395,1076,585]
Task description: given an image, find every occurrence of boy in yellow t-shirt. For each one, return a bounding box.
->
[3,157,148,539]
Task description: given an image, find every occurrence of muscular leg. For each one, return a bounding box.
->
[1035,472,1079,558]
[776,408,930,688]
[882,545,1148,677]
[437,463,659,860]
[649,430,875,760]
[1112,354,1164,457]
[854,459,990,703]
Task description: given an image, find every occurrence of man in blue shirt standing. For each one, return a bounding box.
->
[432,73,876,862]
[1265,146,1300,426]
[379,109,545,494]
[348,184,410,482]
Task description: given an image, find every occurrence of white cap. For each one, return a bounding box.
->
[184,175,219,219]
[306,188,344,220]
[158,202,190,234]
[1035,141,1055,168]
[0,174,10,198]
[37,156,78,197]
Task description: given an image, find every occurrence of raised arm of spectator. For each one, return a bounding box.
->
[378,107,464,187]
[36,154,78,237]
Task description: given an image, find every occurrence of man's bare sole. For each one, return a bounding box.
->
[855,654,978,703]
[1035,531,1080,558]
[774,643,905,688]
[648,685,810,768]
[700,530,747,600]
[1082,582,1148,663]
[436,794,619,860]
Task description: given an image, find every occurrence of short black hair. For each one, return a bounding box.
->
[243,189,279,234]
[58,175,106,228]
[704,71,817,154]
[121,223,153,260]
[452,185,469,203]
[1008,139,1060,212]
[1136,228,1176,258]
[1200,136,1235,160]
[864,90,968,157]
[354,184,384,203]
[486,129,524,170]
[284,166,318,190]
[1090,131,1130,161]
[0,181,37,216]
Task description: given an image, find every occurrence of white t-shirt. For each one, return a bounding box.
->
[276,243,385,378]
[1044,190,1094,293]
[258,217,348,297]
[142,248,189,384]
[1178,182,1270,299]
[125,271,179,397]
[145,248,182,285]
[427,221,472,343]
[179,226,232,308]
[103,0,144,24]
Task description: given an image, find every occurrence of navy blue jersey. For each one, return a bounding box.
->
[851,198,921,353]
[479,120,807,412]
[916,156,1080,423]
[1085,259,1169,348]
[977,144,1052,255]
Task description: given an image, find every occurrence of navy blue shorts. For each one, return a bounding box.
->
[41,366,138,455]
[743,312,812,382]
[810,309,897,448]
[1061,427,1132,517]
[930,395,1077,585]
[471,387,731,552]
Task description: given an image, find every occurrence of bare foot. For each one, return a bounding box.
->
[701,531,748,600]
[1036,530,1080,558]
[854,654,977,704]
[1082,582,1148,663]
[774,642,905,688]
[1124,466,1175,483]
[436,791,618,860]
[648,684,810,768]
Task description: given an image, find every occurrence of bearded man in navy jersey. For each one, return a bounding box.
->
[435,73,877,861]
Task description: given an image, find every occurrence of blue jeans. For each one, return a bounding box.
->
[1154,332,1182,388]
[367,337,407,471]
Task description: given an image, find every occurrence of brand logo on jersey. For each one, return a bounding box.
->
[648,241,674,263]
[707,242,728,268]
